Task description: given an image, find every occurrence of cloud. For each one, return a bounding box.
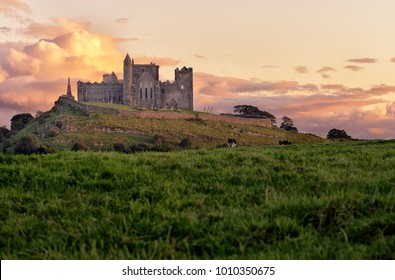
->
[194,72,301,99]
[0,26,12,35]
[347,58,377,63]
[294,66,308,74]
[192,72,394,139]
[115,18,129,25]
[321,84,346,91]
[135,55,181,67]
[0,0,31,23]
[18,17,90,38]
[344,65,363,72]
[390,57,395,63]
[262,65,278,69]
[0,20,135,127]
[386,102,395,117]
[317,66,336,73]
[367,84,395,96]
[316,66,335,79]
[195,54,205,59]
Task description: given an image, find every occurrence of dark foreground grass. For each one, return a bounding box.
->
[0,141,395,259]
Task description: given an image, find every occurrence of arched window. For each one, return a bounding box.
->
[140,88,142,98]
[150,88,153,98]
[145,88,147,98]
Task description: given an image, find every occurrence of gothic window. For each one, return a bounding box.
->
[140,88,142,98]
[145,88,147,98]
[150,88,153,98]
[162,88,165,94]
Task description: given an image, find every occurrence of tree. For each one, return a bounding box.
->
[35,110,44,118]
[0,126,11,142]
[280,116,298,132]
[233,105,276,123]
[10,113,34,132]
[327,128,351,140]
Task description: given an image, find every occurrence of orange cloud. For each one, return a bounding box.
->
[135,55,181,67]
[344,65,363,72]
[317,66,335,73]
[115,18,129,25]
[18,17,90,38]
[0,26,12,35]
[347,58,377,63]
[321,84,346,90]
[0,0,31,23]
[386,102,395,117]
[294,66,308,74]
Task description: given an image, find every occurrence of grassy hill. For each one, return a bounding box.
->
[1,140,394,259]
[3,101,325,152]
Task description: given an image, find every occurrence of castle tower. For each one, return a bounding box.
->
[123,53,132,104]
[66,77,75,100]
[175,67,193,110]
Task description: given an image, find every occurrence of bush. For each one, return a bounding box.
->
[151,144,171,152]
[179,138,191,148]
[153,135,166,145]
[14,135,41,155]
[2,140,12,154]
[36,145,55,155]
[71,142,87,151]
[113,143,128,153]
[327,128,351,140]
[130,143,149,153]
[55,120,63,129]
[0,126,11,142]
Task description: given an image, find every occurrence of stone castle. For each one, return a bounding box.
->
[77,54,193,110]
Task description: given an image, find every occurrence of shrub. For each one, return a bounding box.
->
[179,138,191,148]
[327,128,351,140]
[55,120,63,129]
[151,144,171,152]
[113,143,128,153]
[130,143,149,153]
[153,134,166,145]
[71,142,87,151]
[2,140,12,154]
[14,135,41,155]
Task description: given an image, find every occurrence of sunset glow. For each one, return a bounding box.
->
[1,0,395,138]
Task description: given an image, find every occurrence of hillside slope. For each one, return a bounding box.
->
[4,100,325,152]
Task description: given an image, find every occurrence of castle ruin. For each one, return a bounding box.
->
[77,54,193,110]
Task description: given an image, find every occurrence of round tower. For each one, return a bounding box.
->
[123,53,132,104]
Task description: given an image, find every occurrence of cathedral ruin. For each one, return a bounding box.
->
[77,54,193,110]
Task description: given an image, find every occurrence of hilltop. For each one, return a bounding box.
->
[2,98,325,153]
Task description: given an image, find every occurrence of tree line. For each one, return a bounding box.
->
[233,105,351,139]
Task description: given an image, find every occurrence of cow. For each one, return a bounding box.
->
[227,138,237,148]
[279,140,291,146]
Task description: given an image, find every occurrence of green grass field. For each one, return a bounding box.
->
[1,140,395,259]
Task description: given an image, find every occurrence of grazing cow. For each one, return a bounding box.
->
[279,140,291,146]
[227,138,237,148]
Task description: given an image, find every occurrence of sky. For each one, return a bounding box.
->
[1,0,395,139]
